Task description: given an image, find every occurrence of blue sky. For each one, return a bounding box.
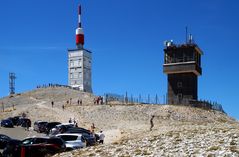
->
[0,0,239,119]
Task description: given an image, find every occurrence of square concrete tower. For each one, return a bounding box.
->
[68,48,92,93]
[163,40,203,104]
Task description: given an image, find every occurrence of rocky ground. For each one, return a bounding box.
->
[0,87,238,156]
[55,122,239,157]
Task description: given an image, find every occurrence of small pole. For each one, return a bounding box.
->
[125,91,128,104]
[2,102,4,112]
[185,26,188,44]
[155,94,158,104]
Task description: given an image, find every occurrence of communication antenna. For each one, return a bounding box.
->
[189,34,194,44]
[9,72,16,95]
[185,26,188,44]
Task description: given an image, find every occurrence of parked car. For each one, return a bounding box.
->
[2,139,22,157]
[65,127,99,143]
[56,133,86,151]
[65,127,91,134]
[21,136,66,156]
[44,122,61,134]
[0,134,11,149]
[50,123,75,135]
[1,119,14,128]
[7,116,21,125]
[33,121,48,133]
[82,134,97,146]
[3,136,66,157]
[17,118,31,128]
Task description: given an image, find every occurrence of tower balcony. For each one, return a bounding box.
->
[163,61,202,76]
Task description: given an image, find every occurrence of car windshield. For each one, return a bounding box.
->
[35,138,48,144]
[0,134,11,140]
[22,139,33,145]
[48,138,65,145]
[48,122,60,127]
[39,122,48,125]
[58,135,78,141]
[3,120,11,122]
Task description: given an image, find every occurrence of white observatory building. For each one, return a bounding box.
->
[68,5,92,93]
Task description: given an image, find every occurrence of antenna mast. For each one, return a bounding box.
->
[185,26,188,44]
[9,72,16,95]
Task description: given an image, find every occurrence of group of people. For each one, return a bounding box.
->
[51,98,83,111]
[66,98,82,106]
[36,83,84,92]
[69,118,78,127]
[36,83,65,88]
[94,96,104,105]
[89,123,105,144]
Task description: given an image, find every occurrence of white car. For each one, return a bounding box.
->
[50,123,75,135]
[56,133,86,150]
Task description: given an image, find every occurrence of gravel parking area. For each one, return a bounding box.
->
[0,126,45,140]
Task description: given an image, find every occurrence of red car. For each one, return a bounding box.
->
[3,137,66,157]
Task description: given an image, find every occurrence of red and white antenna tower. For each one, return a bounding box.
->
[76,5,84,49]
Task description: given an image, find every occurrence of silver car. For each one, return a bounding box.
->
[56,133,86,151]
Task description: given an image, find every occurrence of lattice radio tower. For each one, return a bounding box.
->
[9,72,16,95]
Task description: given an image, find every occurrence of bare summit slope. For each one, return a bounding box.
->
[0,87,239,156]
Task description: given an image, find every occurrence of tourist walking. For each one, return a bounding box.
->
[51,101,54,108]
[150,115,155,131]
[99,131,105,144]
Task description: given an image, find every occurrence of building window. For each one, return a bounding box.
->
[70,73,73,79]
[177,82,182,88]
[74,73,78,78]
[73,60,78,66]
[70,61,74,67]
[178,93,183,99]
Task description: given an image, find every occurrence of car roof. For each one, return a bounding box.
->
[57,123,74,126]
[56,133,83,137]
[23,136,61,140]
[19,118,30,120]
[67,127,89,130]
[0,134,11,138]
[47,122,61,124]
[2,119,12,121]
[56,123,74,127]
[37,121,48,123]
